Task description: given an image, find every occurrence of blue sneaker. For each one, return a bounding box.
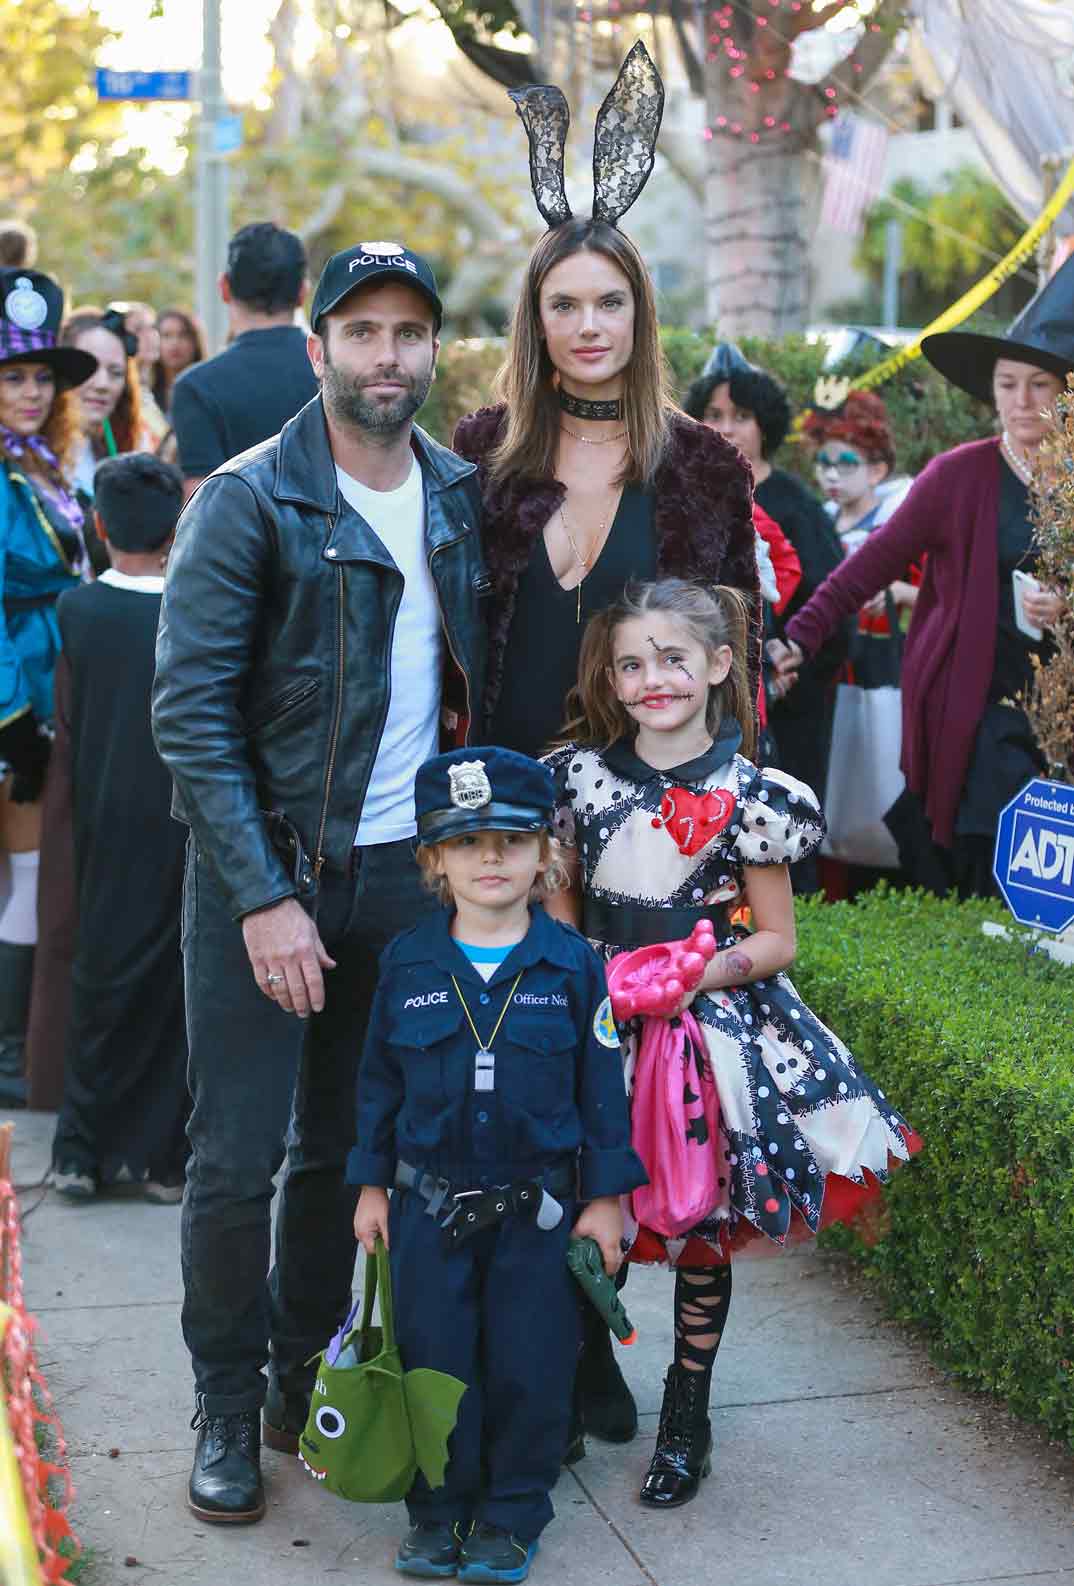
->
[457,1523,538,1583]
[395,1520,462,1578]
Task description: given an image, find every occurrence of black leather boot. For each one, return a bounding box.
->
[639,1365,712,1508]
[262,1366,311,1456]
[188,1405,265,1523]
[575,1297,637,1443]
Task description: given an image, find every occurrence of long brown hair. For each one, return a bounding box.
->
[60,309,144,457]
[489,218,674,487]
[152,307,207,411]
[560,578,757,759]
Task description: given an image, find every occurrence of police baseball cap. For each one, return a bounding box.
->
[310,242,443,334]
[415,748,556,846]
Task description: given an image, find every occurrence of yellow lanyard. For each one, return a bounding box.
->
[450,971,523,1093]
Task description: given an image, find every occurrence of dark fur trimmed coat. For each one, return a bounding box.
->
[453,404,760,729]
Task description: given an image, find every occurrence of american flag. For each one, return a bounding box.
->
[820,113,890,235]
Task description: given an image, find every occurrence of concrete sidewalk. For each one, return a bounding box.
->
[7,1108,1074,1586]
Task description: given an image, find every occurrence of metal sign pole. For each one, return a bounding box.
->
[196,0,229,354]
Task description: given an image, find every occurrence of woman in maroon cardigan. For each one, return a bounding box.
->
[772,261,1073,896]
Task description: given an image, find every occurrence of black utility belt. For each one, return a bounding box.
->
[582,896,729,948]
[395,1158,576,1247]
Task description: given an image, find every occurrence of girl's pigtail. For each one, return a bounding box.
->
[712,584,756,760]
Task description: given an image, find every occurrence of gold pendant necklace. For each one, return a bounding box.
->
[559,503,607,623]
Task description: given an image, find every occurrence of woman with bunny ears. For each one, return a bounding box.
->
[453,42,760,1455]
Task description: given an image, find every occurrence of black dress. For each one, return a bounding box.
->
[490,485,657,758]
[954,461,1047,856]
[51,578,189,1185]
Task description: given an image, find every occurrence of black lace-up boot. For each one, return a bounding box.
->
[639,1365,712,1508]
[188,1402,265,1523]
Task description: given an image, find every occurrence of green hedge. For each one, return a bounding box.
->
[423,328,993,480]
[793,888,1074,1445]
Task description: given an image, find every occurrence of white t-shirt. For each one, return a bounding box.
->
[335,457,442,845]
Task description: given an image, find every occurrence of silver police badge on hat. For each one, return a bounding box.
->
[360,241,405,256]
[5,277,47,332]
[448,760,492,811]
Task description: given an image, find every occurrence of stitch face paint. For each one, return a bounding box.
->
[645,633,696,684]
[609,613,722,747]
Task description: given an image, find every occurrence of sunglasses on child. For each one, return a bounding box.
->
[814,449,867,476]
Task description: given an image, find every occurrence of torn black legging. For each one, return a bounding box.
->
[674,1264,732,1384]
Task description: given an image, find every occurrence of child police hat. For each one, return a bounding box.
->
[415,747,556,846]
[310,242,443,334]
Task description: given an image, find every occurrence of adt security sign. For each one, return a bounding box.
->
[994,777,1074,933]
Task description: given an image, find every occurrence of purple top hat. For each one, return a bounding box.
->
[0,270,97,390]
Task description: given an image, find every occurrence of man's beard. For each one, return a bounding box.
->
[321,347,434,435]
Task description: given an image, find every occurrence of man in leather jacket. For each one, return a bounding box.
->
[152,242,487,1525]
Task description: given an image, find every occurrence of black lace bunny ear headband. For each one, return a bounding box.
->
[509,40,665,231]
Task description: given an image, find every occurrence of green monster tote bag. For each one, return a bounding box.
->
[299,1237,466,1503]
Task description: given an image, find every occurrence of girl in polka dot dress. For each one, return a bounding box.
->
[544,577,919,1511]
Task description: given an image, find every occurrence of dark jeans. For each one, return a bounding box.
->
[181,836,431,1415]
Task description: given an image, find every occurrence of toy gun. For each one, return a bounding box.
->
[567,1237,636,1345]
[606,920,718,1022]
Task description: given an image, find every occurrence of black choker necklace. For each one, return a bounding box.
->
[557,388,623,422]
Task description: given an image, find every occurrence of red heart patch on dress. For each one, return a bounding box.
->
[650,787,736,857]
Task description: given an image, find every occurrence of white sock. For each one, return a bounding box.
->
[0,850,39,946]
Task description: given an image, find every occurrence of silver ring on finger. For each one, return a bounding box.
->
[266,973,285,987]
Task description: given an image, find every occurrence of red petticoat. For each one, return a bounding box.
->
[627,1128,923,1268]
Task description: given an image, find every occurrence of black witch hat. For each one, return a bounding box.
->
[921,254,1074,404]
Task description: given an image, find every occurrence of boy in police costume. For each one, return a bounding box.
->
[351,747,646,1582]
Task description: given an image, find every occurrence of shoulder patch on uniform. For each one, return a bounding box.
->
[593,996,619,1048]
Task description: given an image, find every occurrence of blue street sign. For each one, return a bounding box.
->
[213,113,244,156]
[96,69,193,102]
[993,776,1074,934]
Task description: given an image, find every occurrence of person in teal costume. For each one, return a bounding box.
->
[0,267,95,1106]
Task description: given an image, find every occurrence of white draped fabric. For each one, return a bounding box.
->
[909,1,1074,233]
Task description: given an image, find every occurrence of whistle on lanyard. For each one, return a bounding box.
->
[474,1048,495,1092]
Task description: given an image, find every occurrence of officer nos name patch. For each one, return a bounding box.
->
[593,996,619,1048]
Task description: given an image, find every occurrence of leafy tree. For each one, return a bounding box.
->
[21,0,526,329]
[0,0,119,202]
[853,167,1034,326]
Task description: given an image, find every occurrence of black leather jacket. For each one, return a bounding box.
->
[152,396,487,920]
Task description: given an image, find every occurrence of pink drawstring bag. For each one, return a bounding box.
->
[629,1010,720,1239]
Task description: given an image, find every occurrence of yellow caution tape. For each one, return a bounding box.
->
[0,1303,42,1586]
[855,153,1074,390]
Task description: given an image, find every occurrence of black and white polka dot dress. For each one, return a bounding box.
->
[545,735,918,1266]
